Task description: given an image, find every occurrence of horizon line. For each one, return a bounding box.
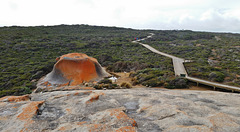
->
[0,23,239,34]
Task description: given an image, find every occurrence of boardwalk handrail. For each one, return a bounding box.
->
[186,76,240,92]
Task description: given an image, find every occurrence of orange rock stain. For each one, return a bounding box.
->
[116,126,136,132]
[77,121,87,125]
[86,92,104,104]
[20,128,30,132]
[0,96,8,102]
[138,106,151,112]
[52,94,65,99]
[83,91,93,94]
[58,126,66,131]
[0,116,8,120]
[109,108,137,127]
[0,95,30,102]
[17,101,44,125]
[66,108,71,114]
[55,53,99,85]
[74,92,80,96]
[88,124,107,132]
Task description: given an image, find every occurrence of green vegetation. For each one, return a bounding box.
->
[130,68,175,87]
[130,68,188,89]
[164,78,188,89]
[94,78,120,89]
[0,25,239,97]
[0,24,172,97]
[145,30,240,86]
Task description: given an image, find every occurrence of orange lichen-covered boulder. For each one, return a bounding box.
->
[37,53,109,90]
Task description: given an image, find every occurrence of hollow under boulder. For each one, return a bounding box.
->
[36,53,110,91]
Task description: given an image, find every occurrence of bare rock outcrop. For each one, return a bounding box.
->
[1,89,240,131]
[36,53,110,92]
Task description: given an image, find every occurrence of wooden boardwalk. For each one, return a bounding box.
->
[133,34,240,92]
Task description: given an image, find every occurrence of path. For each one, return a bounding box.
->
[133,33,240,92]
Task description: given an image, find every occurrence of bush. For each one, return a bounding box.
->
[98,78,112,84]
[129,71,137,77]
[131,77,139,86]
[209,72,225,82]
[164,78,188,89]
[112,84,118,88]
[0,86,32,98]
[137,74,155,83]
[94,83,119,89]
[0,90,15,98]
[130,68,175,87]
[93,84,104,89]
[226,82,239,87]
[214,72,225,82]
[142,78,164,87]
[120,82,132,88]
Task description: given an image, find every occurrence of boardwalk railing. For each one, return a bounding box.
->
[186,76,240,92]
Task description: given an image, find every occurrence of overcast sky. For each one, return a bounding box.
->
[1,0,240,33]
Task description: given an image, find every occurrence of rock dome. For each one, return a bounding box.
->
[36,53,110,91]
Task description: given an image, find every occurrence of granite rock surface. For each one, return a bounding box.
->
[0,88,240,132]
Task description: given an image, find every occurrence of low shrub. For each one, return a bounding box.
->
[164,77,188,89]
[130,68,176,88]
[94,84,103,89]
[98,78,112,84]
[94,83,120,89]
[142,78,165,87]
[120,82,132,88]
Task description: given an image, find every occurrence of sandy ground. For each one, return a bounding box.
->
[111,72,146,88]
[112,72,213,91]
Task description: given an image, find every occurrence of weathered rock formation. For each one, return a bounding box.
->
[1,89,240,131]
[36,53,110,92]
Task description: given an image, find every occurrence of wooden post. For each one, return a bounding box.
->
[197,82,199,87]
